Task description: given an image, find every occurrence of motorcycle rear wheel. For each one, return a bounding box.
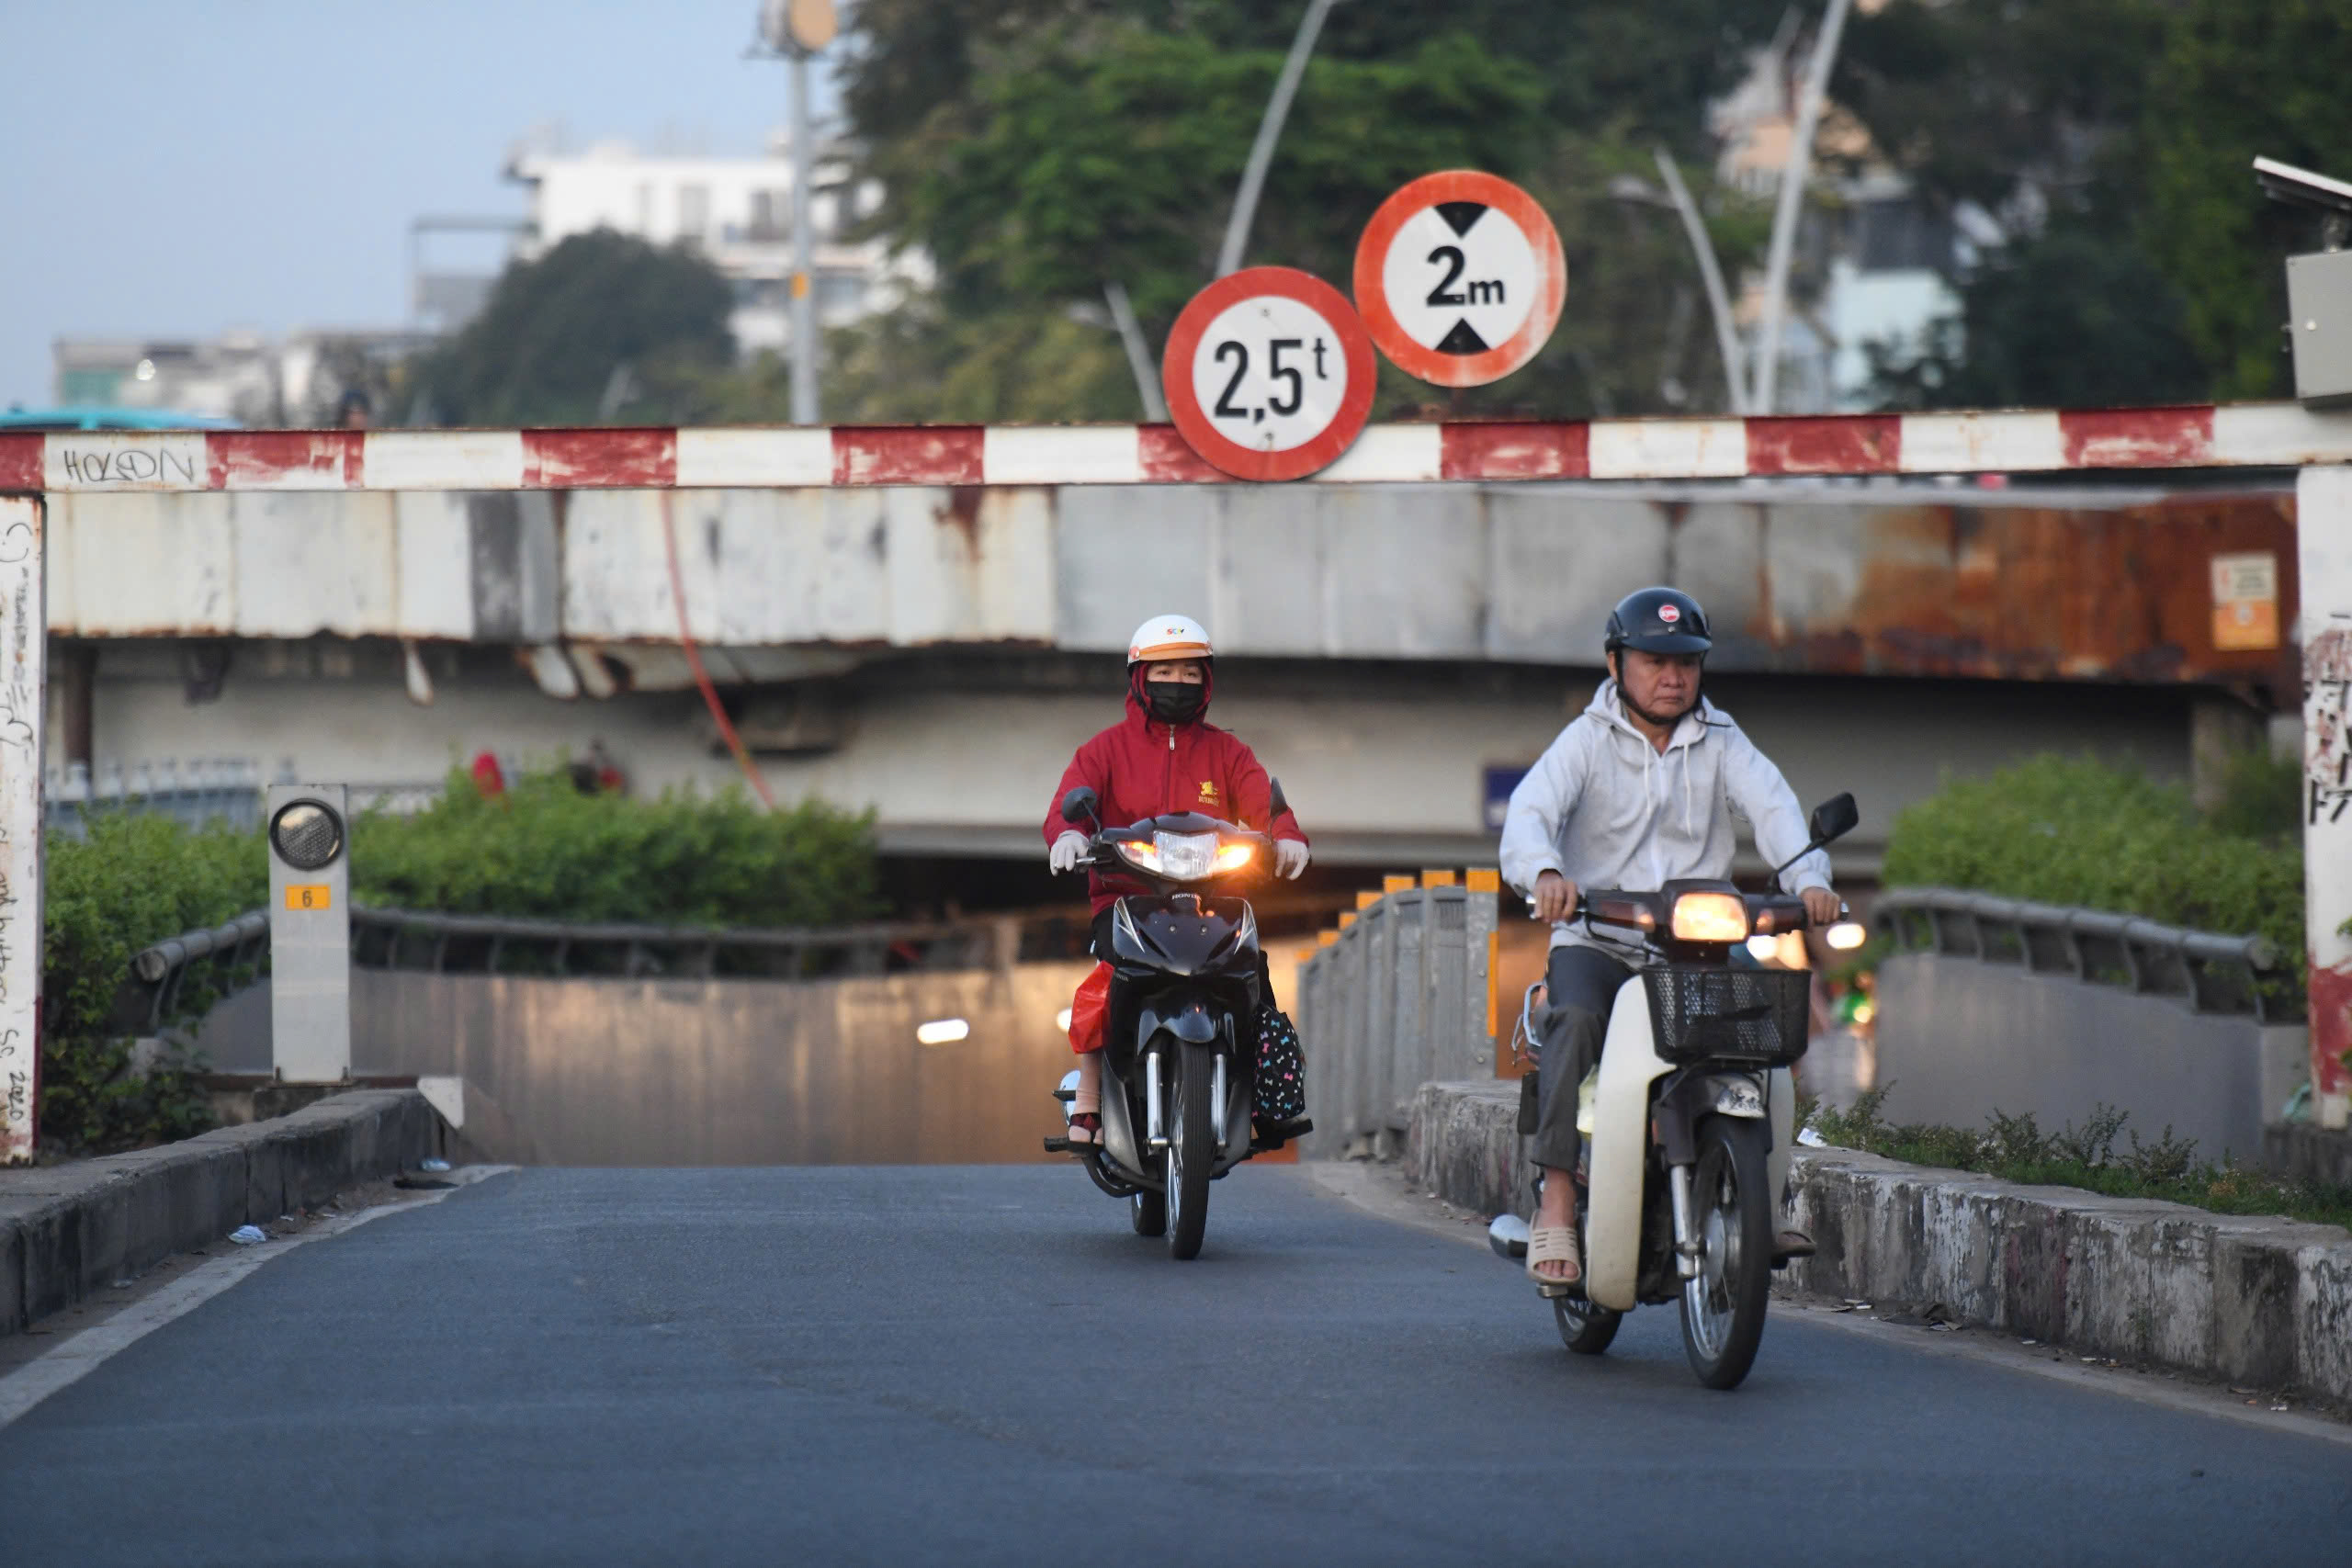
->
[1131,1188,1167,1235]
[1165,1045,1216,1260]
[1553,1292,1622,1355]
[1679,1115,1772,1390]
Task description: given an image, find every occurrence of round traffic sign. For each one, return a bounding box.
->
[1161,267,1376,482]
[1353,170,1566,388]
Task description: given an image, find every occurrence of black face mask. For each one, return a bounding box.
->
[1145,681,1206,724]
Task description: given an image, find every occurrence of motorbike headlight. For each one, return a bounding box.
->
[1117,838,1163,874]
[1670,890,1750,942]
[1152,830,1218,880]
[1213,840,1255,873]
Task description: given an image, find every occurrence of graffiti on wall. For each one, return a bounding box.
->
[2311,621,2352,826]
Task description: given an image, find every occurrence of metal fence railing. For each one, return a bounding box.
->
[1870,886,2299,1022]
[47,760,271,839]
[110,910,272,1033]
[113,904,1092,1033]
[1293,874,1500,1158]
[345,907,1038,980]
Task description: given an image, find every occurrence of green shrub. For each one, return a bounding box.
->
[350,766,882,928]
[40,813,267,1155]
[1880,754,2305,987]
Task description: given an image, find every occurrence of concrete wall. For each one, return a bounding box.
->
[1872,953,2308,1165]
[345,963,1094,1166]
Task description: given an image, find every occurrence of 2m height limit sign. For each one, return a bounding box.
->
[1353,170,1566,388]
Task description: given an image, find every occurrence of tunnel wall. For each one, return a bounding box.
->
[1871,953,2308,1165]
[346,962,1095,1165]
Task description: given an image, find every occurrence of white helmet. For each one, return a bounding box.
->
[1126,614,1214,666]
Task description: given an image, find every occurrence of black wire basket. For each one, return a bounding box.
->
[1641,964,1812,1066]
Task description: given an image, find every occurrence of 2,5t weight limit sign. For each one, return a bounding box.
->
[1354,170,1566,388]
[1162,267,1375,481]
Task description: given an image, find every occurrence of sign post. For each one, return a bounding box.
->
[1161,266,1375,482]
[0,496,41,1163]
[1353,169,1566,388]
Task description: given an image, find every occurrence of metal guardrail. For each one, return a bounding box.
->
[1871,886,2299,1023]
[111,910,272,1032]
[115,904,1086,1030]
[345,906,1034,979]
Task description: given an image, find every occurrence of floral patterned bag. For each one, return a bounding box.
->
[1253,1003,1307,1123]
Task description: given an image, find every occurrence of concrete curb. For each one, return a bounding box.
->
[0,1090,438,1336]
[1402,1078,2352,1408]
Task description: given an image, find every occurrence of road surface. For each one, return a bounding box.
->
[2,1166,2346,1564]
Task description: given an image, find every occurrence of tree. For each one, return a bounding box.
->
[1866,223,2206,411]
[832,4,1781,422]
[2142,0,2352,399]
[1839,0,2352,407]
[420,231,736,425]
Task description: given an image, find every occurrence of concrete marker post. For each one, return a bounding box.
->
[2298,468,2352,1128]
[0,496,43,1164]
[266,783,352,1084]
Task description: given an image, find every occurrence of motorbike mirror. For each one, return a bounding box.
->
[1060,785,1101,827]
[1267,776,1290,819]
[1807,793,1860,846]
[1487,1213,1531,1260]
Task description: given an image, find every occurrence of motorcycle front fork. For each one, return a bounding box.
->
[1668,1164,1702,1280]
[1142,1049,1227,1149]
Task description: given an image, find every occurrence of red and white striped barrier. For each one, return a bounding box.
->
[6,402,2352,493]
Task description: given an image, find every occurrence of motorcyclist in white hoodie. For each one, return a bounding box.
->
[1499,587,1839,1291]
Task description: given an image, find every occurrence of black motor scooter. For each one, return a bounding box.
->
[1045,784,1305,1259]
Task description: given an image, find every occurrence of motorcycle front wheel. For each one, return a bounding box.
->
[1165,1045,1216,1260]
[1679,1115,1772,1390]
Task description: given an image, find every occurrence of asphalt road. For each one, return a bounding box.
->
[2,1165,2346,1566]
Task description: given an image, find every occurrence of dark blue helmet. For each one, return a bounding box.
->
[1605,586,1712,658]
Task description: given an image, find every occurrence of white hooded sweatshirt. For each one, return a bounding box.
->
[1498,682,1833,956]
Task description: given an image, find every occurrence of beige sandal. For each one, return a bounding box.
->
[1527,1225,1582,1297]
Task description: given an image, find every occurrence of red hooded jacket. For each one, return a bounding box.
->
[1045,667,1307,915]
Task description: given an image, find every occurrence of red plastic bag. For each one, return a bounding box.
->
[1069,962,1111,1055]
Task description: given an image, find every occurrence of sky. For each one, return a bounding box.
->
[0,1,847,409]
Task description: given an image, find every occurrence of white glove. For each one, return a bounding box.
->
[1049,831,1089,874]
[1275,839,1310,880]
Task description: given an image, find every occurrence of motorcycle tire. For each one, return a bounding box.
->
[1679,1115,1773,1391]
[1165,1045,1217,1260]
[1553,1293,1622,1355]
[1131,1189,1167,1236]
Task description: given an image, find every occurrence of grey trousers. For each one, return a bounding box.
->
[1529,945,1636,1171]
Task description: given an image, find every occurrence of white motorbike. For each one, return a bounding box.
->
[1492,794,1858,1390]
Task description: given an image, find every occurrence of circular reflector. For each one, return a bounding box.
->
[270,799,346,872]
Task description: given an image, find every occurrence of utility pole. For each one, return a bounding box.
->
[759,0,837,423]
[1752,0,1853,414]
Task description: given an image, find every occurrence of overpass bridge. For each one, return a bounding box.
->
[28,423,2306,882]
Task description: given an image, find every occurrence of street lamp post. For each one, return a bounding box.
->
[787,43,819,424]
[1752,0,1854,414]
[759,0,837,424]
[1216,0,1351,278]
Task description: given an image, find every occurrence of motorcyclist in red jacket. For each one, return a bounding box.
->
[1045,614,1309,1145]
